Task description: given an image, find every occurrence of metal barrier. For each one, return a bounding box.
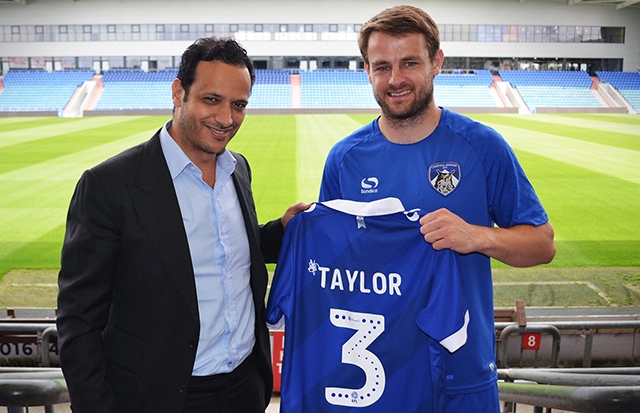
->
[0,322,62,412]
[496,303,640,412]
[1,311,639,412]
[498,367,640,413]
[0,368,68,413]
[495,319,640,368]
[0,323,58,367]
[497,324,562,368]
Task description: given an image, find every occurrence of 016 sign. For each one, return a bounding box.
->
[522,332,542,350]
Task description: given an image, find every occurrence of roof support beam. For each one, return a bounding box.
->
[617,0,640,9]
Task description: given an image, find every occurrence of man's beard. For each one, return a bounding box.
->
[376,85,433,127]
[178,111,228,156]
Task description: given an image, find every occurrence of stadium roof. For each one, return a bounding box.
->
[544,0,640,9]
[0,0,638,7]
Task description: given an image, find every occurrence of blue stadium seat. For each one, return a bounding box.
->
[300,70,377,108]
[0,69,95,112]
[595,71,640,111]
[249,69,294,108]
[498,70,603,112]
[94,69,177,110]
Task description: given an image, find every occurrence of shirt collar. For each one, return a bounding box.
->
[160,120,236,180]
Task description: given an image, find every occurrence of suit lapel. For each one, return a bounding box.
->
[128,132,200,324]
[231,152,265,303]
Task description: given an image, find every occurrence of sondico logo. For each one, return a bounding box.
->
[360,177,379,194]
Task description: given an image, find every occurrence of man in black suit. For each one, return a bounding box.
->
[57,37,307,413]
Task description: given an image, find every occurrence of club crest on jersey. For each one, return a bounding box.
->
[428,162,461,196]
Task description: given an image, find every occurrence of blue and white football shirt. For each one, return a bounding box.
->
[267,198,469,413]
[319,108,549,395]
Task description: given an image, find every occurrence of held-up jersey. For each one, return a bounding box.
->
[319,108,549,394]
[266,198,469,413]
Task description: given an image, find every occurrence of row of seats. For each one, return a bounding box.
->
[499,70,593,88]
[101,69,177,83]
[1,69,95,86]
[516,86,602,112]
[499,70,605,111]
[0,70,95,111]
[436,70,494,86]
[595,71,640,90]
[1,69,638,112]
[617,90,640,111]
[435,85,497,108]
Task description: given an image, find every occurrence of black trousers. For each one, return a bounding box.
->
[183,353,266,413]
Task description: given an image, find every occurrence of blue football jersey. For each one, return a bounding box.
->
[267,198,469,413]
[319,109,549,394]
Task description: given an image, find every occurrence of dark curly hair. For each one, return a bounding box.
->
[176,36,255,99]
[358,5,440,64]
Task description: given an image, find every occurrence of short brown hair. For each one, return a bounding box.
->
[358,5,440,63]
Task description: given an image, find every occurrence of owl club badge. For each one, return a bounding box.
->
[428,162,461,196]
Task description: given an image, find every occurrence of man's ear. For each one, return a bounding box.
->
[433,49,445,76]
[364,62,373,84]
[171,78,185,107]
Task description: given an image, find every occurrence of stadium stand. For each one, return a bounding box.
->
[434,69,498,108]
[596,71,640,112]
[94,69,297,110]
[0,69,95,112]
[0,68,636,113]
[499,70,604,112]
[249,69,294,109]
[300,70,378,109]
[93,69,176,110]
[300,69,499,109]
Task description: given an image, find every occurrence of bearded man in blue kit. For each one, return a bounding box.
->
[319,5,556,412]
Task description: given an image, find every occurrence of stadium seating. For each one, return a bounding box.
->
[299,68,497,109]
[300,70,378,108]
[499,70,603,112]
[1,68,636,112]
[249,69,294,109]
[93,69,176,110]
[434,70,497,107]
[0,69,95,112]
[595,71,640,112]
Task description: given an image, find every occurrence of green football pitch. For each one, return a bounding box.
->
[0,113,639,308]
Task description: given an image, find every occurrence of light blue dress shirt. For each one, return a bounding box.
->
[159,122,255,376]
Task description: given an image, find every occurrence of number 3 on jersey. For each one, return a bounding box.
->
[325,308,386,407]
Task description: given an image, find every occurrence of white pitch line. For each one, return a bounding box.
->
[493,281,613,305]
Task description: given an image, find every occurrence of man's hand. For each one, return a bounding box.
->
[419,208,482,254]
[281,202,312,229]
[419,208,556,267]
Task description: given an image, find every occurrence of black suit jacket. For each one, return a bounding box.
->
[57,130,281,413]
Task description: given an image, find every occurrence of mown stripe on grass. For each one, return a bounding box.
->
[470,113,640,151]
[552,113,640,126]
[518,114,640,137]
[0,116,148,149]
[0,128,158,269]
[0,117,79,133]
[228,114,299,222]
[479,122,640,185]
[0,117,53,126]
[0,117,163,175]
[0,128,157,185]
[0,225,65,277]
[295,114,363,202]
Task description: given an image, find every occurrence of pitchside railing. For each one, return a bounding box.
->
[1,305,639,412]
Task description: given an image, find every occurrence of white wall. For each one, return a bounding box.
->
[0,0,638,71]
